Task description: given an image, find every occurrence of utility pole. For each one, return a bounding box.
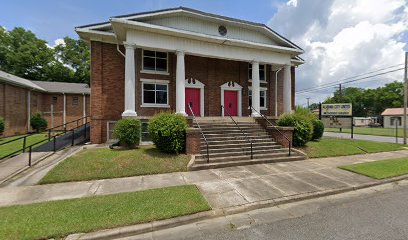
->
[306,97,310,109]
[339,83,342,101]
[404,52,408,144]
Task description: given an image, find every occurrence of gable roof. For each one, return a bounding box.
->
[76,6,304,56]
[381,108,407,116]
[0,70,90,94]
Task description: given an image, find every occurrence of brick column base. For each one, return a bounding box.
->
[186,127,201,155]
[266,126,294,148]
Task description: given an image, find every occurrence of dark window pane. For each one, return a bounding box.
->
[143,90,155,104]
[260,91,265,97]
[248,69,252,79]
[156,91,167,104]
[259,69,265,80]
[156,51,167,58]
[156,58,167,71]
[260,96,265,107]
[143,57,155,70]
[144,50,155,57]
[143,83,155,90]
[259,64,265,70]
[249,96,252,108]
[156,84,167,91]
[248,90,252,97]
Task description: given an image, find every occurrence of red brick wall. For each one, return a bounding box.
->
[89,41,297,143]
[0,81,90,137]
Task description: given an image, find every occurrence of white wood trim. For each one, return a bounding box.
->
[140,78,170,84]
[220,82,242,117]
[140,104,170,108]
[185,78,205,117]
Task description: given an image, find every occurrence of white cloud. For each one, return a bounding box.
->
[54,38,66,46]
[269,0,408,106]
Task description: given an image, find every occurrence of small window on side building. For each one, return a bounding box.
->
[72,96,79,105]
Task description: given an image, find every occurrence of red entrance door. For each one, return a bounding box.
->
[185,88,201,116]
[224,90,238,116]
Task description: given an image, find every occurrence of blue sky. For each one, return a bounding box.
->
[0,0,285,45]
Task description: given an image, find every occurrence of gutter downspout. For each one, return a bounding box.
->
[83,93,86,124]
[275,67,283,117]
[27,90,31,133]
[116,39,126,58]
[63,93,66,127]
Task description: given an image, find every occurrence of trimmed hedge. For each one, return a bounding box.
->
[277,113,313,147]
[0,117,4,135]
[148,112,188,154]
[113,118,141,148]
[30,113,47,132]
[311,119,324,140]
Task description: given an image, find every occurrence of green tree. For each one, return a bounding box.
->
[54,37,90,84]
[0,27,90,84]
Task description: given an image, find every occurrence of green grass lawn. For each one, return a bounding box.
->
[0,133,48,159]
[40,145,191,184]
[301,138,405,158]
[340,157,408,179]
[0,185,210,240]
[326,127,402,137]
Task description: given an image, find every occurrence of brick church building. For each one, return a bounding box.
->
[76,7,304,144]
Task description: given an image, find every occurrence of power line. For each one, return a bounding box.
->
[296,67,404,94]
[296,63,404,93]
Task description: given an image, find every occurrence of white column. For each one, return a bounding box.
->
[251,61,261,117]
[176,51,187,116]
[63,93,66,125]
[122,43,137,117]
[283,65,292,113]
[27,90,31,132]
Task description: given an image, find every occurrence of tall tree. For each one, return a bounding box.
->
[0,27,90,84]
[54,37,90,84]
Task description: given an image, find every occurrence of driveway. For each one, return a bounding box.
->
[324,131,405,144]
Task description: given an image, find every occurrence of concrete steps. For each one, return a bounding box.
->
[188,117,306,170]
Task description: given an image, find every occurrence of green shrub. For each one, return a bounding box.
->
[30,113,47,132]
[311,119,324,140]
[277,113,313,147]
[295,106,318,120]
[0,117,4,135]
[148,112,188,154]
[113,118,141,148]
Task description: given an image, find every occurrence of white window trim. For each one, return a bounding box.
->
[185,78,205,117]
[248,63,267,82]
[141,49,169,75]
[220,82,243,117]
[248,86,268,110]
[141,79,170,108]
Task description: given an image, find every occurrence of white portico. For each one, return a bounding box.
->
[76,7,304,118]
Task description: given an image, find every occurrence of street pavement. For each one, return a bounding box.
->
[324,131,404,144]
[1,150,408,209]
[120,180,408,240]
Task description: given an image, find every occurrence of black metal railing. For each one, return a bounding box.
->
[0,116,90,162]
[187,103,210,163]
[221,105,253,159]
[250,106,291,156]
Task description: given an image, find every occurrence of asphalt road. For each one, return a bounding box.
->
[324,131,403,144]
[124,181,408,240]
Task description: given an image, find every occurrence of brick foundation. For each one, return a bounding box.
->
[266,126,294,148]
[185,127,201,155]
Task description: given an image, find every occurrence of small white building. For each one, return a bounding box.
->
[381,108,407,128]
[353,117,373,127]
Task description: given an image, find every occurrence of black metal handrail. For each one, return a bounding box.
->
[221,105,253,159]
[187,103,210,163]
[0,116,90,161]
[250,106,291,156]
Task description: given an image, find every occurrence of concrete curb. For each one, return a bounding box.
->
[64,174,408,240]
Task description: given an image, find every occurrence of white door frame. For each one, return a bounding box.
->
[220,82,242,117]
[185,78,205,117]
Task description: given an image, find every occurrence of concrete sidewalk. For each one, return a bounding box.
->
[1,150,408,209]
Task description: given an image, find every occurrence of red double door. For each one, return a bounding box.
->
[185,88,201,116]
[224,90,238,116]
